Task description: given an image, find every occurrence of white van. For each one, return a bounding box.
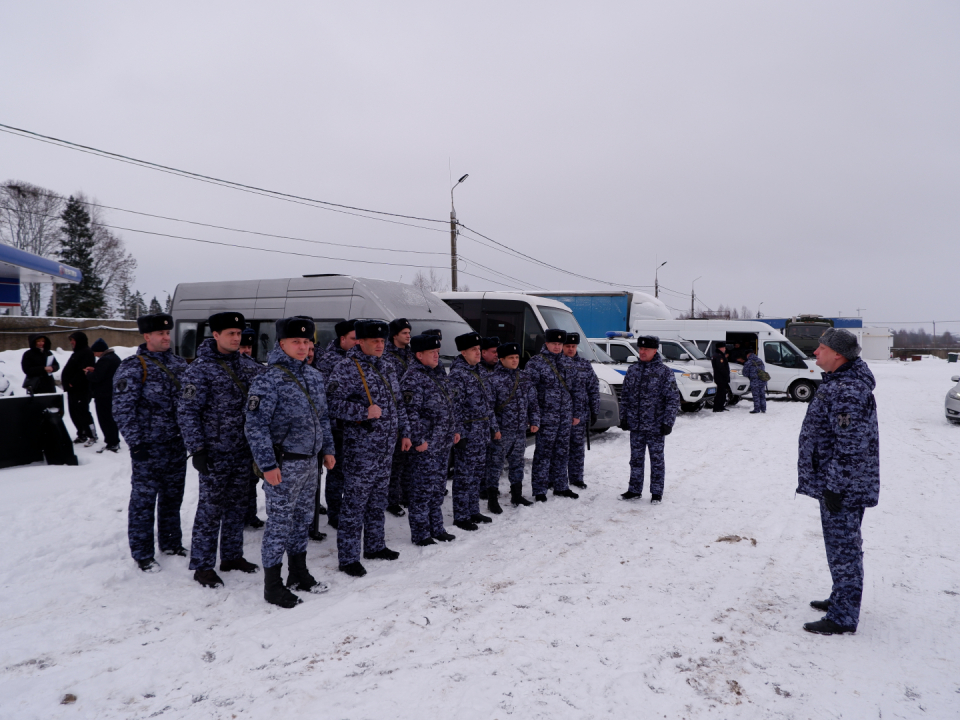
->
[628,319,821,401]
[437,291,621,429]
[590,335,725,412]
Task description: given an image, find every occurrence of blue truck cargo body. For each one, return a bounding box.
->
[531,292,631,338]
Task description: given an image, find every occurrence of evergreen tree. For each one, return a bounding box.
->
[131,291,147,318]
[116,283,131,319]
[149,296,162,314]
[164,293,173,313]
[50,196,106,317]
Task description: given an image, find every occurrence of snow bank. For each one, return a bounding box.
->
[0,357,957,718]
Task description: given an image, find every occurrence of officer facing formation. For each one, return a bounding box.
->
[401,333,462,545]
[525,328,580,502]
[316,319,358,531]
[245,317,336,608]
[742,350,768,413]
[711,342,733,412]
[485,342,540,510]
[449,332,501,530]
[562,332,600,490]
[797,328,880,636]
[113,313,188,572]
[327,320,411,577]
[619,335,680,504]
[383,318,415,518]
[178,312,265,589]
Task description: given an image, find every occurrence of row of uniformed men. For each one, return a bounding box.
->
[110,312,617,608]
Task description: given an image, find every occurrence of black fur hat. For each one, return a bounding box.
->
[455,332,482,351]
[240,327,255,346]
[544,328,566,344]
[411,334,442,353]
[276,317,316,340]
[335,319,357,338]
[497,342,520,358]
[208,312,246,333]
[563,332,581,345]
[422,328,442,339]
[389,318,411,337]
[481,336,501,350]
[636,335,659,349]
[137,314,173,334]
[355,319,389,340]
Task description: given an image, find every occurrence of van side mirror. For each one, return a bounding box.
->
[952,376,960,383]
[626,356,637,363]
[679,353,690,361]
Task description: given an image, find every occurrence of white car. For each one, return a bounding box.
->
[946,375,960,425]
[590,336,718,413]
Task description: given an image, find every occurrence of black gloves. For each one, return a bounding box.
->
[660,424,672,436]
[130,444,150,462]
[823,489,843,514]
[192,450,209,474]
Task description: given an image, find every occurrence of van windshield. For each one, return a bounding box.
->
[678,340,707,360]
[536,306,601,362]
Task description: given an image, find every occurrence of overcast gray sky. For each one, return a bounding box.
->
[2,2,957,329]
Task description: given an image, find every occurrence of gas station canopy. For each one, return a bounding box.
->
[0,243,81,308]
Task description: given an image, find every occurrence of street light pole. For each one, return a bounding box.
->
[450,174,469,291]
[654,261,667,298]
[691,276,702,317]
[757,302,764,319]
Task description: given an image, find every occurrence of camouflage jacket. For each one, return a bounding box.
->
[113,345,188,447]
[524,346,575,425]
[327,345,410,439]
[620,354,680,433]
[566,353,601,420]
[401,360,462,449]
[448,355,500,438]
[488,364,540,436]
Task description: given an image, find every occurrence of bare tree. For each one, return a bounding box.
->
[0,180,64,315]
[412,268,450,293]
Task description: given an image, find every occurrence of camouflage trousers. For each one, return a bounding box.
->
[820,500,866,629]
[261,457,317,569]
[568,421,587,486]
[628,431,665,496]
[453,429,492,522]
[532,418,571,495]
[388,440,412,507]
[189,454,250,570]
[128,439,187,561]
[750,380,767,412]
[337,429,393,565]
[484,429,526,494]
[407,444,453,543]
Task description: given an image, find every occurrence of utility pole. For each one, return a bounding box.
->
[450,174,469,292]
[655,261,667,298]
[51,284,57,316]
[856,307,866,317]
[691,276,702,318]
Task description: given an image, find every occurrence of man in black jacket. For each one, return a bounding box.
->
[20,334,59,395]
[711,342,732,413]
[62,331,98,446]
[90,338,121,452]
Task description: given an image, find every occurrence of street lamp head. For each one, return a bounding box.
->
[659,261,667,269]
[457,174,469,184]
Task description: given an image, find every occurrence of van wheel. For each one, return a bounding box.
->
[680,401,703,413]
[790,381,815,402]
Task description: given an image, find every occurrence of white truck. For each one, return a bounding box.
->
[627,319,822,401]
[590,335,724,413]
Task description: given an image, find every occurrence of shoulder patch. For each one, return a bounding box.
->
[403,390,414,404]
[327,381,338,393]
[837,412,851,428]
[182,383,197,400]
[248,395,261,411]
[115,378,128,393]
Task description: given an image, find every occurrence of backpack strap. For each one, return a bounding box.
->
[271,364,319,420]
[544,357,571,396]
[216,359,248,396]
[368,363,397,407]
[352,359,375,407]
[140,354,182,391]
[496,372,520,413]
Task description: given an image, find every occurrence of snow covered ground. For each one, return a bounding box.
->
[0,351,957,719]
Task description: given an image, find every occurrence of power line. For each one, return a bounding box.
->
[0,123,449,235]
[458,253,543,290]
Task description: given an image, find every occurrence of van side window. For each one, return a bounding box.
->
[608,344,633,363]
[176,322,198,359]
[764,341,803,368]
[660,342,683,361]
[522,307,544,362]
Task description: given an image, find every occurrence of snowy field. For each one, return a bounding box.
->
[0,350,958,719]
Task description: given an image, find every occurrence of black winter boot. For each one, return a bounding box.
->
[264,564,302,608]
[194,568,224,588]
[363,547,400,561]
[534,494,547,502]
[803,618,855,635]
[554,488,580,499]
[286,552,329,593]
[487,496,503,514]
[810,599,831,611]
[511,487,533,506]
[220,557,259,573]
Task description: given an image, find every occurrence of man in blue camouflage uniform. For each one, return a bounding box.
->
[619,335,680,504]
[562,332,600,490]
[113,313,188,573]
[312,319,357,532]
[797,328,879,635]
[401,334,462,545]
[449,332,501,530]
[177,312,264,588]
[327,320,411,577]
[383,318,415,518]
[245,317,336,608]
[477,336,501,503]
[525,329,580,502]
[485,342,540,511]
[742,350,768,413]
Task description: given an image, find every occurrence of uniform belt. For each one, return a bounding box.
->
[273,444,315,462]
[464,416,490,424]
